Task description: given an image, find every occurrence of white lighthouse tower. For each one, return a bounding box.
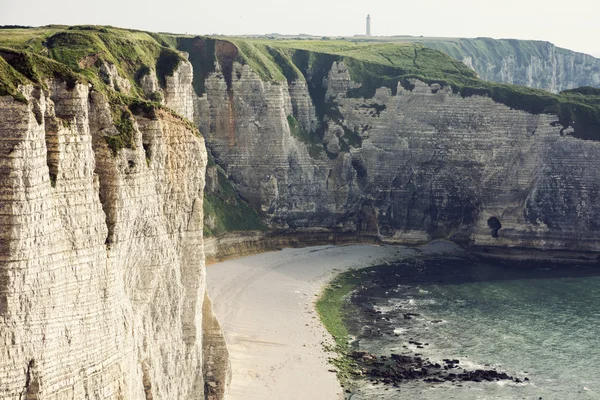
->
[366,14,371,36]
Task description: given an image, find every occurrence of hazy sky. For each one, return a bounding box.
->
[1,0,599,56]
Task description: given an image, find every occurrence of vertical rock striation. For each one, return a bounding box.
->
[0,59,229,400]
[198,55,600,254]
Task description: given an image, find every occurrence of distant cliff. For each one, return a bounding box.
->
[418,38,600,93]
[234,34,600,94]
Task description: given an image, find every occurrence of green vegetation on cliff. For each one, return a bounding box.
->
[0,25,192,153]
[215,38,600,140]
[173,36,600,140]
[0,25,268,238]
[414,37,600,91]
[203,153,265,237]
[251,34,600,92]
[0,26,186,98]
[4,26,599,141]
[0,26,266,238]
[0,53,28,101]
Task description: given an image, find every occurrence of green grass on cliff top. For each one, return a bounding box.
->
[1,26,600,139]
[0,25,264,236]
[222,38,477,86]
[0,25,190,152]
[0,25,186,99]
[224,38,600,138]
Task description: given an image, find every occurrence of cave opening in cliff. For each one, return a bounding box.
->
[487,217,502,238]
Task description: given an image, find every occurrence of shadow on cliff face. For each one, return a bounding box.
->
[215,41,238,147]
[0,266,6,315]
[487,217,502,238]
[215,41,238,93]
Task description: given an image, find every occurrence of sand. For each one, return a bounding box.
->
[206,244,419,400]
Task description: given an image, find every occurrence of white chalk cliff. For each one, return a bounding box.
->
[0,60,229,399]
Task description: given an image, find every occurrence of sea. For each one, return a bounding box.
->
[344,256,600,400]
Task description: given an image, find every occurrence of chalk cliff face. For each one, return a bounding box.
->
[0,60,229,399]
[198,55,600,253]
[423,38,600,93]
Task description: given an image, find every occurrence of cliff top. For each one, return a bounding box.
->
[237,33,599,59]
[0,25,184,99]
[1,25,600,139]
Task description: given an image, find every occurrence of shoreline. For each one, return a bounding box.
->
[204,231,600,266]
[318,250,600,399]
[205,240,463,399]
[206,238,599,399]
[206,244,415,400]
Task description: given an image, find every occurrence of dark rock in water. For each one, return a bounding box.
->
[424,377,445,383]
[443,359,459,364]
[346,349,521,390]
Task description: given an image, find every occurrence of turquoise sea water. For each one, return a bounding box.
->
[345,258,600,400]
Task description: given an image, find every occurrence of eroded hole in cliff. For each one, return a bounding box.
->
[142,143,151,165]
[487,217,502,238]
[23,359,40,400]
[44,113,60,189]
[215,40,238,93]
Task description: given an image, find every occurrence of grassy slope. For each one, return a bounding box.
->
[0,25,193,154]
[203,153,265,237]
[250,34,591,61]
[225,38,600,140]
[0,25,186,97]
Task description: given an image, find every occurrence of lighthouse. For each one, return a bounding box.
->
[366,14,371,36]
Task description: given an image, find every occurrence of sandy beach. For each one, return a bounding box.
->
[206,244,417,400]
